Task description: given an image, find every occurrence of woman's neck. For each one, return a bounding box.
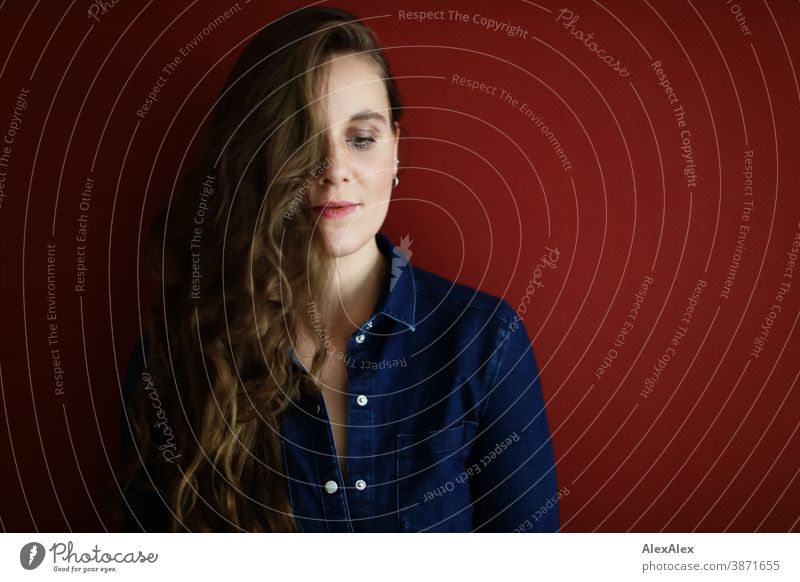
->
[326,236,387,334]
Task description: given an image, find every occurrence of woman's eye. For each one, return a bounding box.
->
[347,135,376,150]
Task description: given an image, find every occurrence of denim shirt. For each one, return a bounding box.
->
[120,232,560,532]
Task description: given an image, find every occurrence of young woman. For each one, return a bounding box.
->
[118,6,560,533]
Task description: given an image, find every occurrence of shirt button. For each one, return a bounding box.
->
[365,320,373,329]
[316,402,321,414]
[356,394,368,406]
[355,479,367,491]
[355,333,365,344]
[324,480,338,494]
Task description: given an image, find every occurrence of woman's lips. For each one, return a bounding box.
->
[312,202,359,219]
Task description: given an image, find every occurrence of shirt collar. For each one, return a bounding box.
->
[372,231,417,332]
[287,231,417,371]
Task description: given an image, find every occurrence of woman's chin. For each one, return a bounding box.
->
[318,229,373,259]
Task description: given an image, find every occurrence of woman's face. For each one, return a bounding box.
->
[310,53,399,258]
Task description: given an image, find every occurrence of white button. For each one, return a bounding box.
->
[356,394,368,406]
[355,334,365,344]
[324,480,338,494]
[316,403,321,413]
[365,320,373,329]
[355,479,367,490]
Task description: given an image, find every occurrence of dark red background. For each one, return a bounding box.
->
[0,0,798,532]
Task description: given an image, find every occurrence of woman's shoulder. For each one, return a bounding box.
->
[410,264,518,332]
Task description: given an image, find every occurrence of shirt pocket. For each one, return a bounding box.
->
[395,420,478,532]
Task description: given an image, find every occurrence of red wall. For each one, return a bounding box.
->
[0,0,798,532]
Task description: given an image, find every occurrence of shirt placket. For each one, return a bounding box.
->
[312,316,376,533]
[342,316,376,531]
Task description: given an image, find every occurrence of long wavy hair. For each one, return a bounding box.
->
[117,6,403,532]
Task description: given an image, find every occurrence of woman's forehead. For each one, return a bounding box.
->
[319,54,389,123]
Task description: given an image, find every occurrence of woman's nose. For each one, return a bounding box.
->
[320,142,352,186]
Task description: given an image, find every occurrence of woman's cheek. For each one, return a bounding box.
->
[357,186,390,235]
[359,160,393,201]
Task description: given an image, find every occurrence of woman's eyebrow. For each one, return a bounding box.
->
[349,110,386,124]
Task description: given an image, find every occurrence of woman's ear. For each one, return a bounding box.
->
[393,121,400,164]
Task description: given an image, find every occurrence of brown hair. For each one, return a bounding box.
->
[117,6,403,532]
